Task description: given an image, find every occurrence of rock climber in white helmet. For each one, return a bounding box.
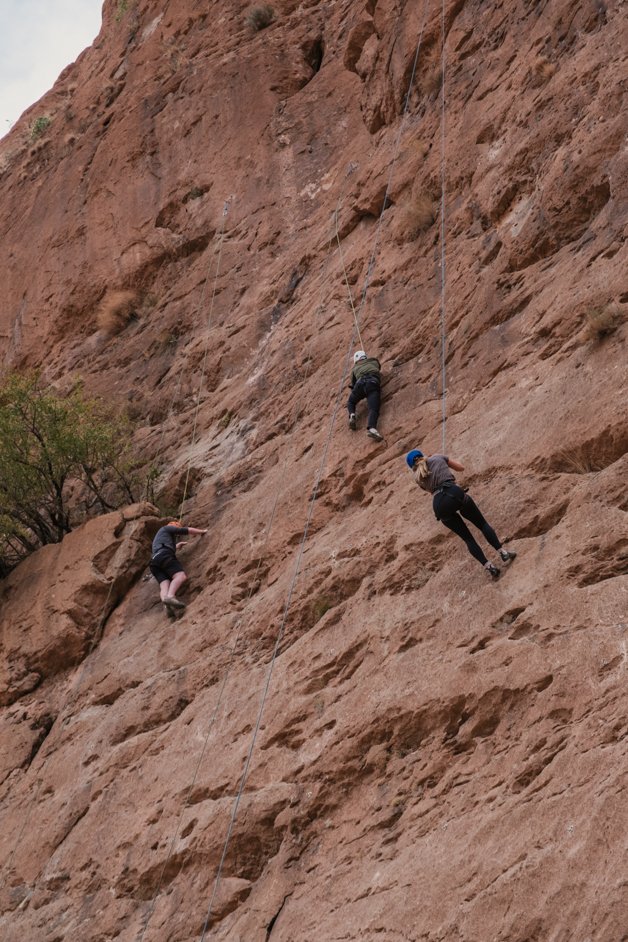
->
[347,350,384,442]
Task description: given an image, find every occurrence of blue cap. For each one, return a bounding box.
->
[406,449,423,469]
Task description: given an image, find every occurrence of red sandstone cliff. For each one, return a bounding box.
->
[1,0,627,939]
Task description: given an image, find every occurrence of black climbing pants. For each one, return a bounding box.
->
[433,485,502,566]
[348,377,381,429]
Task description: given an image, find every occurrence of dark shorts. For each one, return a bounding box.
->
[149,550,184,583]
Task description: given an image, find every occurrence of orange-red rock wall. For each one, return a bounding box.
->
[1,0,626,939]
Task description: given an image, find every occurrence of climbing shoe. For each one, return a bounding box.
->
[163,603,176,620]
[500,549,517,563]
[367,428,384,442]
[164,596,186,610]
[349,413,357,431]
[484,562,500,579]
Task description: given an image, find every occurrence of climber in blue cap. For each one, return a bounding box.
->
[406,449,516,578]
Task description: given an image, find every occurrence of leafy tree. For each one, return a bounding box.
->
[0,372,139,574]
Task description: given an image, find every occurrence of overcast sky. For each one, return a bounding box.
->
[0,0,103,135]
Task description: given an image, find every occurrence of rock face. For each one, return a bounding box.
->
[0,0,626,940]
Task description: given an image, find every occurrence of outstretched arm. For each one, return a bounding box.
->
[447,458,465,472]
[187,527,208,536]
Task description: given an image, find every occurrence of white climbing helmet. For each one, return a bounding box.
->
[353,350,367,363]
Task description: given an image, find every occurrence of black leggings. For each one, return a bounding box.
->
[347,377,381,428]
[433,486,502,566]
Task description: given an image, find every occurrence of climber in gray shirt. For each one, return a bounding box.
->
[149,520,207,613]
[406,450,516,579]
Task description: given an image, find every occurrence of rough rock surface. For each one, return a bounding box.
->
[1,0,627,940]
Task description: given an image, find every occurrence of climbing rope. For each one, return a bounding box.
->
[136,509,277,942]
[2,528,133,884]
[199,330,356,941]
[335,0,448,456]
[197,210,355,937]
[178,200,231,521]
[3,203,231,896]
[440,0,448,453]
[197,8,431,935]
[334,204,365,351]
[355,0,430,325]
[137,228,338,941]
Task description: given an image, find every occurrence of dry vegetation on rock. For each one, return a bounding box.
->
[246,4,275,31]
[584,304,622,341]
[395,188,436,242]
[96,289,139,335]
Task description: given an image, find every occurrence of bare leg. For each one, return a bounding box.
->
[167,572,187,598]
[159,580,171,602]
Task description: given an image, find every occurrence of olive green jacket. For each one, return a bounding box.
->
[350,357,381,388]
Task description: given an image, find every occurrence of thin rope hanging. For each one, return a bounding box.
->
[199,327,357,942]
[334,205,365,351]
[197,7,431,936]
[136,501,279,942]
[179,200,231,521]
[2,520,138,883]
[439,0,448,453]
[355,0,430,327]
[137,228,338,942]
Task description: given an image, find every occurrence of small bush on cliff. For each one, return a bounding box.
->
[310,596,333,625]
[406,191,436,233]
[395,189,436,242]
[551,447,601,475]
[97,289,139,335]
[584,305,622,341]
[31,116,51,139]
[0,372,139,574]
[530,58,556,88]
[246,5,275,31]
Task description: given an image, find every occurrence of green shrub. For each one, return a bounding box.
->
[310,596,332,624]
[31,116,51,139]
[0,372,140,574]
[185,186,205,201]
[116,0,129,21]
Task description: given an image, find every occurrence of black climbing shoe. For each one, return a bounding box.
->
[500,549,517,563]
[485,563,500,579]
[164,596,186,610]
[349,413,357,431]
[367,427,384,442]
[164,603,176,620]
